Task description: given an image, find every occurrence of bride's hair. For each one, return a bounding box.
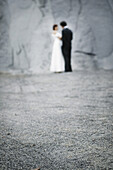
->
[53,24,58,30]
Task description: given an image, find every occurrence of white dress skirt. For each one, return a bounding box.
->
[50,32,64,72]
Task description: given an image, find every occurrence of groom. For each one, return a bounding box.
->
[60,21,73,72]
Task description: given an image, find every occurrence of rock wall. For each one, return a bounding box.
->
[0,0,113,73]
[0,0,11,70]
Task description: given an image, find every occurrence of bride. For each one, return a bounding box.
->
[50,24,64,73]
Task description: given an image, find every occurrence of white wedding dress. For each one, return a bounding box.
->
[50,32,64,72]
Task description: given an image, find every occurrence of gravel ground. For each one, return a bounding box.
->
[0,70,113,170]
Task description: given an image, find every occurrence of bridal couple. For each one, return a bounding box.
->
[50,21,73,73]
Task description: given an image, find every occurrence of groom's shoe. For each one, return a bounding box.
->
[65,70,72,72]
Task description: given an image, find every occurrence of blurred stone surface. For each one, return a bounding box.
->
[0,0,113,72]
[0,70,113,169]
[0,0,11,70]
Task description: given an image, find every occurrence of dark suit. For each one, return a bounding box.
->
[61,28,73,72]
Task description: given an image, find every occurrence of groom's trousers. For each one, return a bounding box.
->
[62,46,72,72]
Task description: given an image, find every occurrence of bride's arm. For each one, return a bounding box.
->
[58,37,62,40]
[56,33,62,40]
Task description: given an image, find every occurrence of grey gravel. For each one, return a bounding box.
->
[0,70,113,170]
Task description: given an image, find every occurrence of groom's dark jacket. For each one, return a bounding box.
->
[62,28,73,49]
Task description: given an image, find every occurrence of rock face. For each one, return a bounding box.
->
[0,0,11,70]
[0,0,113,72]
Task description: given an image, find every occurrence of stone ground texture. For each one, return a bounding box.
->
[0,70,113,170]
